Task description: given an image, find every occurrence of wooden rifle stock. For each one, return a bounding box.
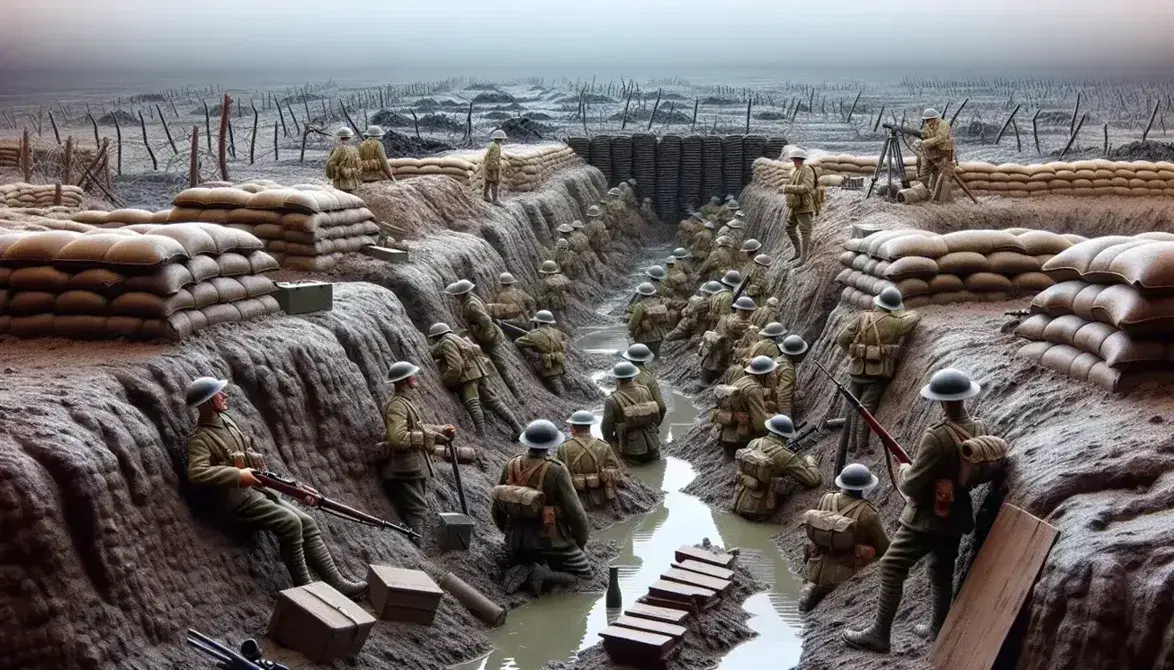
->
[254,471,421,539]
[811,360,911,464]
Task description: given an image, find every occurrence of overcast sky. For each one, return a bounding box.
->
[3,0,1173,86]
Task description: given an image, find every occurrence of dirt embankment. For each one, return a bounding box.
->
[658,187,1174,669]
[0,166,662,669]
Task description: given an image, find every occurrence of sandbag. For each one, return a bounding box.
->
[55,290,110,315]
[8,266,72,291]
[122,262,197,295]
[964,272,1013,293]
[247,250,281,274]
[1088,283,1174,338]
[202,301,243,325]
[69,268,126,295]
[237,274,277,298]
[896,278,930,298]
[1102,241,1174,295]
[1011,272,1054,293]
[875,234,949,260]
[987,252,1041,275]
[1015,314,1049,340]
[189,281,221,309]
[941,230,1026,254]
[53,315,109,339]
[883,256,939,280]
[937,251,990,276]
[111,291,195,319]
[3,231,82,265]
[215,252,252,277]
[9,314,55,337]
[1031,281,1088,317]
[1042,235,1134,281]
[927,274,965,294]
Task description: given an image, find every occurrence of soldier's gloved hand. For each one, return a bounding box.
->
[239,468,261,488]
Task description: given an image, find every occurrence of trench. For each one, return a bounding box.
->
[455,248,804,670]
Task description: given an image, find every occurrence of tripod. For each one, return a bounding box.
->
[866,127,910,200]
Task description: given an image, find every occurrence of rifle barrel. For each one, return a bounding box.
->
[810,360,911,464]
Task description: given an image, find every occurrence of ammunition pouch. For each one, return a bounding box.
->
[698,330,724,360]
[230,451,266,470]
[933,479,955,518]
[711,409,734,427]
[541,351,566,370]
[571,473,602,491]
[735,446,776,483]
[492,485,547,519]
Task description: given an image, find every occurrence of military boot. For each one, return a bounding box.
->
[546,376,566,396]
[304,536,368,600]
[527,564,552,597]
[464,397,487,436]
[797,583,834,613]
[842,578,900,653]
[279,544,315,587]
[913,578,952,640]
[786,227,802,261]
[796,222,813,266]
[484,392,524,437]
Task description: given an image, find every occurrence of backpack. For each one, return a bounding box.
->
[735,446,775,484]
[491,458,551,519]
[957,434,1007,488]
[619,397,661,429]
[698,329,725,360]
[803,508,857,554]
[710,383,742,429]
[810,165,828,213]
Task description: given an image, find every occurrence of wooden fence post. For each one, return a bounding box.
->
[113,112,123,175]
[250,102,259,165]
[276,99,288,136]
[218,94,231,181]
[139,109,157,170]
[994,104,1021,145]
[21,128,31,182]
[54,183,62,206]
[87,113,100,146]
[157,103,178,154]
[1142,100,1160,142]
[63,136,73,184]
[647,89,662,131]
[48,110,62,144]
[1061,112,1087,158]
[273,122,279,161]
[1032,109,1042,155]
[203,101,213,152]
[189,126,200,186]
[745,99,752,134]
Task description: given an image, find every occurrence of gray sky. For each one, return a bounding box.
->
[3,0,1173,84]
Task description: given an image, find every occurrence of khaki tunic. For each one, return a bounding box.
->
[514,325,568,378]
[704,313,753,373]
[805,492,890,586]
[483,142,504,182]
[835,308,921,378]
[920,120,956,161]
[569,231,592,256]
[359,138,394,182]
[496,286,537,323]
[705,289,733,329]
[382,393,448,480]
[691,228,714,260]
[719,374,769,444]
[628,296,670,346]
[540,273,571,309]
[664,267,692,299]
[584,218,610,251]
[491,453,590,561]
[899,413,987,536]
[555,435,623,508]
[601,382,661,461]
[431,333,488,387]
[555,247,585,279]
[326,143,361,191]
[733,435,822,519]
[697,246,736,280]
[783,164,817,214]
[750,305,780,329]
[187,413,260,511]
[633,367,667,423]
[461,294,506,347]
[739,262,768,299]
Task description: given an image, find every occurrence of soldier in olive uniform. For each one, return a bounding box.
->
[552,238,585,281]
[661,257,690,302]
[359,126,396,183]
[640,197,657,224]
[704,270,742,329]
[782,148,817,265]
[679,211,704,247]
[325,127,361,193]
[568,220,593,257]
[699,195,723,219]
[729,321,786,383]
[602,362,662,464]
[672,247,696,278]
[446,279,524,398]
[701,294,756,384]
[556,411,624,509]
[483,129,508,204]
[495,272,537,331]
[799,463,889,613]
[714,199,739,225]
[691,220,716,262]
[714,355,772,459]
[732,414,822,522]
[844,369,988,652]
[583,206,611,253]
[740,251,771,302]
[643,265,671,301]
[514,310,569,396]
[185,377,367,597]
[493,420,592,595]
[665,281,722,345]
[918,108,956,202]
[619,180,639,209]
[697,235,738,282]
[772,334,808,419]
[751,296,782,329]
[382,361,456,544]
[716,212,745,245]
[622,343,666,426]
[628,282,670,358]
[834,287,921,468]
[538,260,571,315]
[427,322,524,437]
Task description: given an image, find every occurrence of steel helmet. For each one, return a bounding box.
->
[627,178,637,186]
[498,272,517,285]
[445,279,475,296]
[519,419,564,451]
[587,205,602,217]
[724,194,735,202]
[922,108,941,120]
[766,296,780,308]
[921,368,981,402]
[539,260,560,274]
[387,361,420,383]
[336,127,354,139]
[571,220,585,229]
[613,361,640,379]
[672,247,690,259]
[727,200,740,210]
[635,282,658,297]
[765,414,797,438]
[710,196,722,205]
[835,463,879,491]
[646,265,667,281]
[874,287,904,312]
[608,188,621,197]
[733,296,757,312]
[720,270,743,288]
[734,210,746,219]
[566,410,599,426]
[746,355,777,375]
[363,125,386,138]
[789,148,808,160]
[782,334,808,356]
[492,129,508,140]
[622,343,655,364]
[700,280,723,295]
[716,236,734,248]
[666,256,677,266]
[427,322,453,338]
[532,310,556,324]
[726,220,744,230]
[556,223,574,234]
[754,253,772,267]
[760,322,786,338]
[186,377,227,406]
[556,238,569,248]
[741,239,762,253]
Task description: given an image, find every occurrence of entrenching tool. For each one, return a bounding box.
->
[438,436,474,552]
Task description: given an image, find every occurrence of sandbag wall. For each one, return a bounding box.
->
[0,141,18,168]
[0,223,281,340]
[566,134,787,222]
[837,228,1078,309]
[1015,233,1174,391]
[1,183,85,209]
[387,144,580,194]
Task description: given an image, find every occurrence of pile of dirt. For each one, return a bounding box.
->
[484,111,511,120]
[97,109,137,125]
[472,92,516,104]
[189,102,225,116]
[129,92,166,103]
[416,113,464,132]
[1108,139,1174,162]
[376,130,454,158]
[465,83,499,91]
[754,110,789,121]
[962,119,1000,137]
[700,96,739,106]
[498,117,554,142]
[610,107,692,125]
[412,98,464,112]
[370,109,414,128]
[524,111,554,121]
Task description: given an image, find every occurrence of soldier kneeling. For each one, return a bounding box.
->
[732,415,821,522]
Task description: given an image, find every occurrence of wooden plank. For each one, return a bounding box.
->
[648,579,715,610]
[361,245,410,264]
[674,545,735,568]
[661,568,732,594]
[613,615,687,639]
[625,602,691,625]
[600,625,676,668]
[639,595,698,614]
[931,504,1059,670]
[672,560,735,581]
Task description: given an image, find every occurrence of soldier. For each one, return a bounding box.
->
[554,238,585,280]
[782,148,818,265]
[751,296,781,329]
[427,322,524,437]
[628,282,670,358]
[514,310,568,396]
[495,272,536,331]
[644,265,670,299]
[538,260,571,314]
[773,334,807,419]
[691,220,715,262]
[700,294,755,385]
[619,180,639,208]
[834,287,921,466]
[382,360,456,544]
[799,463,889,613]
[663,257,692,302]
[732,414,822,521]
[729,321,786,383]
[697,235,737,282]
[583,206,611,253]
[359,125,396,183]
[699,195,723,219]
[492,420,592,595]
[325,127,361,193]
[445,279,523,397]
[716,212,745,244]
[739,245,771,301]
[665,281,722,345]
[601,362,663,463]
[918,108,956,202]
[712,355,773,459]
[704,270,742,332]
[715,199,739,225]
[185,377,367,598]
[483,129,508,204]
[640,197,658,223]
[568,220,593,257]
[556,410,624,509]
[622,343,666,426]
[679,211,703,247]
[672,247,696,278]
[843,369,988,652]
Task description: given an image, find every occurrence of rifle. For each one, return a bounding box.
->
[495,318,530,341]
[186,629,289,670]
[1004,309,1032,317]
[253,471,421,540]
[810,360,911,465]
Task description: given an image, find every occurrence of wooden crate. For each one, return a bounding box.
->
[367,566,444,625]
[600,625,679,669]
[267,582,375,663]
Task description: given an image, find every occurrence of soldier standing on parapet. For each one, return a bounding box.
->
[751,296,781,329]
[382,361,456,545]
[799,463,889,613]
[602,362,663,464]
[495,272,536,331]
[493,420,592,596]
[782,148,818,266]
[697,236,738,282]
[628,282,670,358]
[538,260,571,314]
[554,238,585,281]
[732,415,821,522]
[483,129,508,204]
[446,279,524,397]
[664,281,721,346]
[711,355,773,459]
[583,206,611,253]
[514,310,569,396]
[556,411,624,510]
[691,220,715,262]
[834,287,921,465]
[623,343,667,427]
[185,377,367,598]
[428,322,524,437]
[918,108,957,202]
[700,295,756,385]
[844,369,990,652]
[326,127,361,193]
[359,126,397,183]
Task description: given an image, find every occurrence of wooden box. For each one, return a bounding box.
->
[662,568,732,595]
[436,512,474,552]
[674,545,736,569]
[600,625,679,669]
[626,602,691,626]
[274,281,333,314]
[267,582,375,663]
[367,565,444,625]
[672,559,735,581]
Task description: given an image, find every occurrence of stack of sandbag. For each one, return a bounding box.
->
[1,183,85,209]
[837,228,1080,309]
[750,157,868,190]
[0,223,281,340]
[471,144,580,193]
[0,207,87,227]
[1014,232,1174,391]
[388,156,476,184]
[958,160,1174,198]
[0,141,19,168]
[813,154,918,178]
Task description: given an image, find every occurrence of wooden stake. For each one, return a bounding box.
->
[1032,109,1042,155]
[20,128,31,182]
[745,98,752,134]
[300,126,310,163]
[1060,112,1087,158]
[63,136,73,184]
[228,118,236,159]
[994,104,1021,145]
[691,99,699,132]
[845,90,861,123]
[250,102,259,165]
[273,122,279,161]
[218,94,231,181]
[139,109,157,170]
[1011,117,1022,152]
[620,89,634,130]
[647,89,662,131]
[48,110,61,144]
[54,182,62,206]
[1069,92,1081,136]
[286,100,300,136]
[189,125,200,186]
[410,109,420,139]
[202,100,213,152]
[156,103,178,154]
[87,113,100,146]
[1142,99,1160,142]
[873,104,885,132]
[949,97,968,126]
[113,112,123,175]
[1104,123,1109,154]
[276,98,288,137]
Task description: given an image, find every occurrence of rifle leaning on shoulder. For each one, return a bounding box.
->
[253,471,421,540]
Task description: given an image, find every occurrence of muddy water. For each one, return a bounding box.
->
[454,286,804,669]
